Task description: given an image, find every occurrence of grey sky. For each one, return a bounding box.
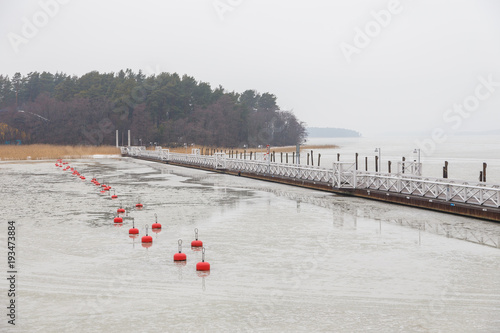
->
[1,0,499,136]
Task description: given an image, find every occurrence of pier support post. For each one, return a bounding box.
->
[286,153,288,163]
[307,153,310,165]
[402,157,406,174]
[388,161,392,173]
[483,162,487,182]
[337,153,340,162]
[355,153,358,170]
[293,152,295,164]
[311,150,314,166]
[443,161,448,178]
[365,157,368,171]
[480,171,483,182]
[375,156,379,172]
[318,154,321,167]
[281,152,283,163]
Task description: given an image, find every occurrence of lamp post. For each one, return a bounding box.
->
[374,148,381,172]
[413,148,421,164]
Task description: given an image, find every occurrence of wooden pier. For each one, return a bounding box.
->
[122,147,500,222]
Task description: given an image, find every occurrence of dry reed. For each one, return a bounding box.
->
[0,144,120,161]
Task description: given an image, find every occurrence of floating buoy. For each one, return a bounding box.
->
[152,213,161,229]
[117,207,125,213]
[114,216,123,223]
[95,182,100,186]
[141,225,153,247]
[81,176,86,180]
[104,186,110,191]
[136,203,143,209]
[191,228,203,247]
[101,184,107,188]
[129,218,139,236]
[196,247,210,271]
[174,239,187,261]
[111,190,118,199]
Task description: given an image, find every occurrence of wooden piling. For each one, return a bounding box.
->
[318,154,321,167]
[311,150,314,166]
[443,161,448,178]
[388,161,391,173]
[281,152,283,163]
[286,153,288,163]
[365,157,368,171]
[483,162,487,182]
[337,153,340,162]
[293,152,295,164]
[375,156,379,172]
[307,153,310,165]
[355,153,358,170]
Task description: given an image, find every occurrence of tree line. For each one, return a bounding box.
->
[0,70,307,147]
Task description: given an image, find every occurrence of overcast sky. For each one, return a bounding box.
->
[1,0,499,136]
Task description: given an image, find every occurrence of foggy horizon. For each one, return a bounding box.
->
[2,0,500,136]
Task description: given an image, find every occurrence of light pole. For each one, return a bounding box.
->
[413,148,421,164]
[374,148,381,172]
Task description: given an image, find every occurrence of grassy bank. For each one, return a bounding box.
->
[0,145,120,161]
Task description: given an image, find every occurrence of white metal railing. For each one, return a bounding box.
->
[122,146,500,208]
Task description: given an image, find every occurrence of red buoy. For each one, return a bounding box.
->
[141,225,153,246]
[117,208,125,213]
[136,203,143,209]
[114,216,123,223]
[129,219,139,236]
[101,184,107,188]
[174,239,187,261]
[111,194,118,199]
[95,182,100,186]
[196,247,210,271]
[81,176,86,180]
[152,213,161,230]
[191,228,203,247]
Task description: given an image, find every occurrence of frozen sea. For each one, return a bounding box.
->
[1,138,500,332]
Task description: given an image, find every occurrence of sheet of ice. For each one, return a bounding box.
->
[0,158,499,333]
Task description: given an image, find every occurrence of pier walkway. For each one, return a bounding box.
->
[121,146,500,222]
